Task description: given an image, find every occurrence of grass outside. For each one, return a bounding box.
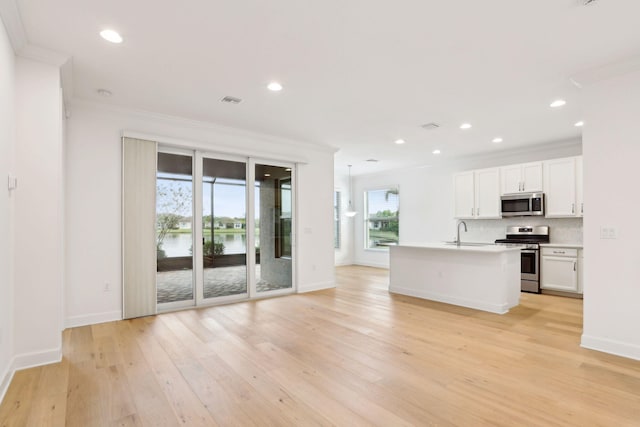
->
[369,229,399,245]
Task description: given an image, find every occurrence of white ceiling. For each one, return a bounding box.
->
[12,0,640,174]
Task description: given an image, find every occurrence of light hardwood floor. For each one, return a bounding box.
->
[1,266,639,426]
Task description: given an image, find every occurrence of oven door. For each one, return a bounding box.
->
[521,249,539,281]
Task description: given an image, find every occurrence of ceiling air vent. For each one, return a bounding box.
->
[221,96,242,104]
[366,159,379,163]
[421,122,440,130]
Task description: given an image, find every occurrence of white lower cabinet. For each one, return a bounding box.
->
[541,247,579,293]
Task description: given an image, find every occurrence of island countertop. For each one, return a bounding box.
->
[397,242,521,253]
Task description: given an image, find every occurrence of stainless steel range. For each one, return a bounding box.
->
[495,226,550,293]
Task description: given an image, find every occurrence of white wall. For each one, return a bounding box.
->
[351,140,582,268]
[65,102,336,326]
[581,68,640,360]
[0,15,16,400]
[13,57,64,367]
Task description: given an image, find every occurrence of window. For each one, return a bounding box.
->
[365,188,399,249]
[334,191,341,249]
[275,177,292,258]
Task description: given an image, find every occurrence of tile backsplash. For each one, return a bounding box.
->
[458,217,583,245]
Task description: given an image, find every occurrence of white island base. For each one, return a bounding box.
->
[389,244,522,314]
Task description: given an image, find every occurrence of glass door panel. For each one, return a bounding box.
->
[202,157,248,299]
[156,152,194,307]
[254,164,293,293]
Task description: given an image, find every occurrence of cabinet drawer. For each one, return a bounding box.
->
[541,247,578,257]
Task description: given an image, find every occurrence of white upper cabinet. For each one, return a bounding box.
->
[543,156,582,218]
[454,171,475,219]
[500,162,542,194]
[454,168,501,219]
[475,168,501,219]
[576,156,584,217]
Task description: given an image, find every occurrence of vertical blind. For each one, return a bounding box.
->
[122,137,158,319]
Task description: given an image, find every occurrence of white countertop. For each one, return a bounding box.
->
[395,242,521,253]
[539,243,583,249]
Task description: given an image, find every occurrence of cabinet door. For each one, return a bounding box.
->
[475,168,501,218]
[544,158,576,217]
[576,156,583,217]
[541,256,578,292]
[454,172,475,219]
[522,162,543,192]
[501,165,523,194]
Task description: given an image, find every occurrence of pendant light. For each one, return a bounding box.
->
[344,165,357,217]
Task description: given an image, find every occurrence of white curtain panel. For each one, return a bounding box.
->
[122,137,157,319]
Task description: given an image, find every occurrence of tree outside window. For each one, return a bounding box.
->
[365,188,399,249]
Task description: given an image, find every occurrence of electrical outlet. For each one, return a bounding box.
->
[7,174,17,191]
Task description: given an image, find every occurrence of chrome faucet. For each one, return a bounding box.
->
[456,221,467,247]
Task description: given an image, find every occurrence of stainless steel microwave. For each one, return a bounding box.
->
[501,192,545,217]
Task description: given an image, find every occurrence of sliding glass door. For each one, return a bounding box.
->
[156,151,195,309]
[156,149,295,310]
[201,156,248,302]
[254,162,293,294]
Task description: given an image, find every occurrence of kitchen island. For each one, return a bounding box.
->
[389,243,521,314]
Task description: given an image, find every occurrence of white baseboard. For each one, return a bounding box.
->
[297,281,335,293]
[13,347,62,371]
[353,261,390,269]
[581,334,640,361]
[0,358,16,405]
[390,286,510,315]
[65,310,122,329]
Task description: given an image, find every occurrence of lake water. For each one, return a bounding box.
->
[161,233,253,257]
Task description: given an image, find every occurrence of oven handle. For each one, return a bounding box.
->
[521,249,538,254]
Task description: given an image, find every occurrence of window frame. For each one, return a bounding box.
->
[363,186,400,251]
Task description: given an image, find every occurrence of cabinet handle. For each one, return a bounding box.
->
[581,203,583,214]
[471,208,473,216]
[553,250,565,254]
[574,262,577,271]
[571,204,575,214]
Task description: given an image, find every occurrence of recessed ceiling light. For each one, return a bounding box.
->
[264,173,271,177]
[460,123,472,130]
[97,89,112,97]
[550,99,566,108]
[492,137,503,143]
[285,168,291,172]
[394,139,406,145]
[432,149,441,155]
[574,121,584,127]
[267,82,283,91]
[100,29,123,44]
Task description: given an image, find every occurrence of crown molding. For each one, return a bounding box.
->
[0,0,27,52]
[19,43,70,67]
[68,98,339,155]
[571,54,640,88]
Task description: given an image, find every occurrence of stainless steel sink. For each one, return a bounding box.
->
[443,241,494,247]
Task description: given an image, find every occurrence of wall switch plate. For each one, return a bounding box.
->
[600,226,618,239]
